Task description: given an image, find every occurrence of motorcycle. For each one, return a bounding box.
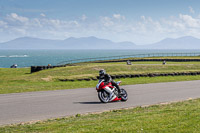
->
[96,79,128,103]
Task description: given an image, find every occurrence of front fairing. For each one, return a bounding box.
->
[96,80,104,90]
[96,79,112,91]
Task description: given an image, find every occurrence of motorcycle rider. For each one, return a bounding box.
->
[99,69,122,99]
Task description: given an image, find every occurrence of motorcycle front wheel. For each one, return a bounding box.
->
[98,90,109,103]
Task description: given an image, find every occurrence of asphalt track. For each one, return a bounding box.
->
[1,80,200,126]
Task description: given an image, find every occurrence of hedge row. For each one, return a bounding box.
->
[31,65,66,73]
[59,71,200,82]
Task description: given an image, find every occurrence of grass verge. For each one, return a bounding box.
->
[1,98,200,132]
[1,75,200,94]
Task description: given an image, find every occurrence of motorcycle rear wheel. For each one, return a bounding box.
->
[98,90,109,103]
[120,88,128,101]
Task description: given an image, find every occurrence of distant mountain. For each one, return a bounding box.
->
[0,36,200,49]
[0,37,60,49]
[146,36,200,49]
[0,36,137,49]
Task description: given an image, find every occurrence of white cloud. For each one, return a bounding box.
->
[113,14,125,20]
[40,13,46,17]
[0,21,7,32]
[70,21,79,26]
[81,14,87,21]
[11,28,26,34]
[32,18,42,27]
[189,6,195,14]
[179,14,200,28]
[100,16,114,26]
[0,20,7,27]
[99,14,126,29]
[165,20,185,30]
[7,13,29,23]
[141,16,146,21]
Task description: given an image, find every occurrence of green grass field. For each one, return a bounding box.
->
[1,58,200,94]
[1,99,200,132]
[1,57,200,132]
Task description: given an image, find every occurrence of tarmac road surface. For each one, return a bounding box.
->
[1,80,200,126]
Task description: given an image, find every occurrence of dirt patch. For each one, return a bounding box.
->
[92,67,103,71]
[41,76,53,82]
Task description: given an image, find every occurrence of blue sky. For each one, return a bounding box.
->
[0,0,200,44]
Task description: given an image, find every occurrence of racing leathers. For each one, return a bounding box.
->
[99,73,121,98]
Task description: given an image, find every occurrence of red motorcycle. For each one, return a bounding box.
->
[96,79,128,103]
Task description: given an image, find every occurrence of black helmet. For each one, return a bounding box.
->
[99,69,106,78]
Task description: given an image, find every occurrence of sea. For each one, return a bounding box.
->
[0,49,200,68]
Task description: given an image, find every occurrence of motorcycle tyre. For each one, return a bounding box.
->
[120,88,128,101]
[98,90,110,103]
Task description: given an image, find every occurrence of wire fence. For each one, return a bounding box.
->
[57,52,200,66]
